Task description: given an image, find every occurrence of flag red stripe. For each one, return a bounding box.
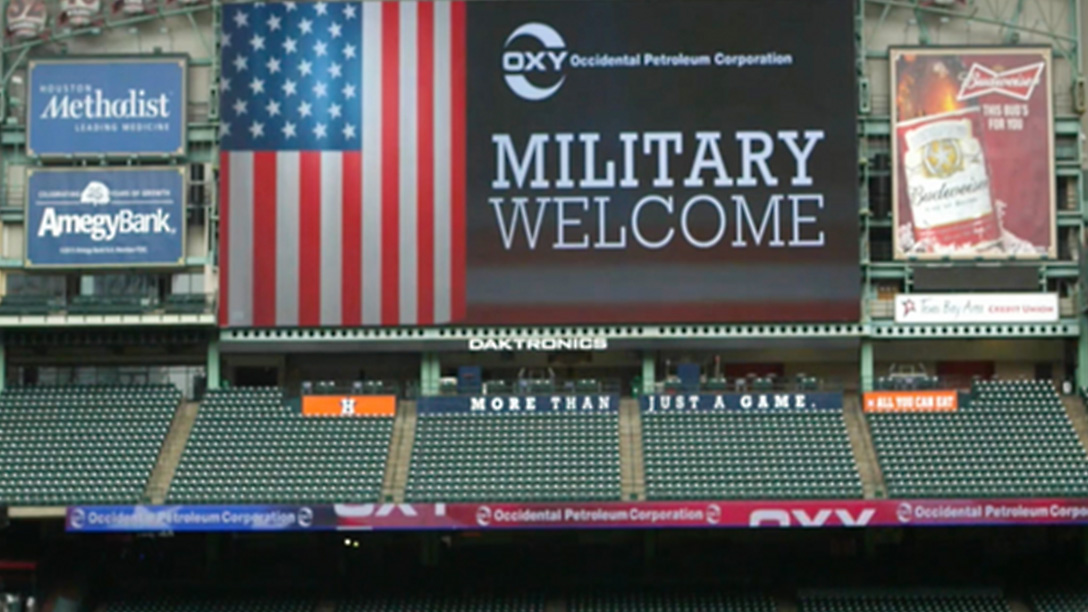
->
[381,2,400,326]
[252,152,277,327]
[449,0,467,322]
[299,152,322,327]
[342,150,363,326]
[219,152,230,326]
[416,1,435,326]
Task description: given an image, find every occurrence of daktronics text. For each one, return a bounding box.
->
[488,130,827,251]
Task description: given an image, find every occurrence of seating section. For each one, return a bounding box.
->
[339,596,546,611]
[167,388,393,504]
[0,385,178,505]
[799,590,1009,612]
[106,599,314,612]
[1031,590,1088,612]
[569,592,775,612]
[642,408,862,500]
[870,380,1088,498]
[406,411,621,502]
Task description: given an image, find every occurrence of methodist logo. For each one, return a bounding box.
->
[502,23,568,101]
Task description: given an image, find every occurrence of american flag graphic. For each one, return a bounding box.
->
[219,1,466,327]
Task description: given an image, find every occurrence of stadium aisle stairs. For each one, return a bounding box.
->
[618,398,646,501]
[383,399,417,503]
[1061,393,1088,453]
[144,400,200,504]
[1006,596,1032,612]
[842,392,886,499]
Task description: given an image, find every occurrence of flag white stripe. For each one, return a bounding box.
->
[275,151,300,327]
[361,1,384,325]
[432,1,451,325]
[398,1,419,324]
[228,151,254,327]
[320,151,343,325]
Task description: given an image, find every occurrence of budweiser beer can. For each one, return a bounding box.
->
[897,107,1001,253]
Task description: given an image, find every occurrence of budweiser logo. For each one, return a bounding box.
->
[956,61,1045,101]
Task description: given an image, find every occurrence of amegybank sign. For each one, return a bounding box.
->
[894,293,1059,324]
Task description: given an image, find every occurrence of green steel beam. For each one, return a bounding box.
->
[207,338,220,391]
[864,0,1077,43]
[911,0,931,45]
[861,117,1082,137]
[1003,0,1026,44]
[0,3,213,55]
[860,340,874,392]
[641,352,656,396]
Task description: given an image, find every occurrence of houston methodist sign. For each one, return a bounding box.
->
[28,56,187,157]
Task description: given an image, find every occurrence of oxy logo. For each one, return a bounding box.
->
[896,502,913,524]
[476,506,493,527]
[334,503,419,518]
[69,507,86,529]
[706,504,722,526]
[748,508,876,528]
[503,23,568,101]
[297,506,314,528]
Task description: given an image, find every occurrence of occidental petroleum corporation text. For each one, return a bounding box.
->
[488,130,830,252]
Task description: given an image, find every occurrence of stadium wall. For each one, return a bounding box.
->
[0,0,1084,394]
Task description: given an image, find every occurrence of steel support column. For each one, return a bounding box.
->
[861,339,874,392]
[641,351,656,395]
[207,338,221,391]
[420,352,440,397]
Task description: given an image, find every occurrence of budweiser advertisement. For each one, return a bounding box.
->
[891,48,1055,260]
[218,0,858,328]
[66,498,1088,532]
[894,293,1059,324]
[863,391,958,413]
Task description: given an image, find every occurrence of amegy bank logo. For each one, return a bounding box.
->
[34,178,178,242]
[501,22,794,101]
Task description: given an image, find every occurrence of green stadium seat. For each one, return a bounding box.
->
[0,384,180,505]
[799,589,1008,612]
[105,597,314,612]
[1031,590,1088,612]
[642,406,862,501]
[339,595,547,611]
[405,410,622,503]
[569,591,775,612]
[68,295,153,315]
[869,380,1088,498]
[0,294,62,315]
[167,388,393,504]
[163,293,209,314]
